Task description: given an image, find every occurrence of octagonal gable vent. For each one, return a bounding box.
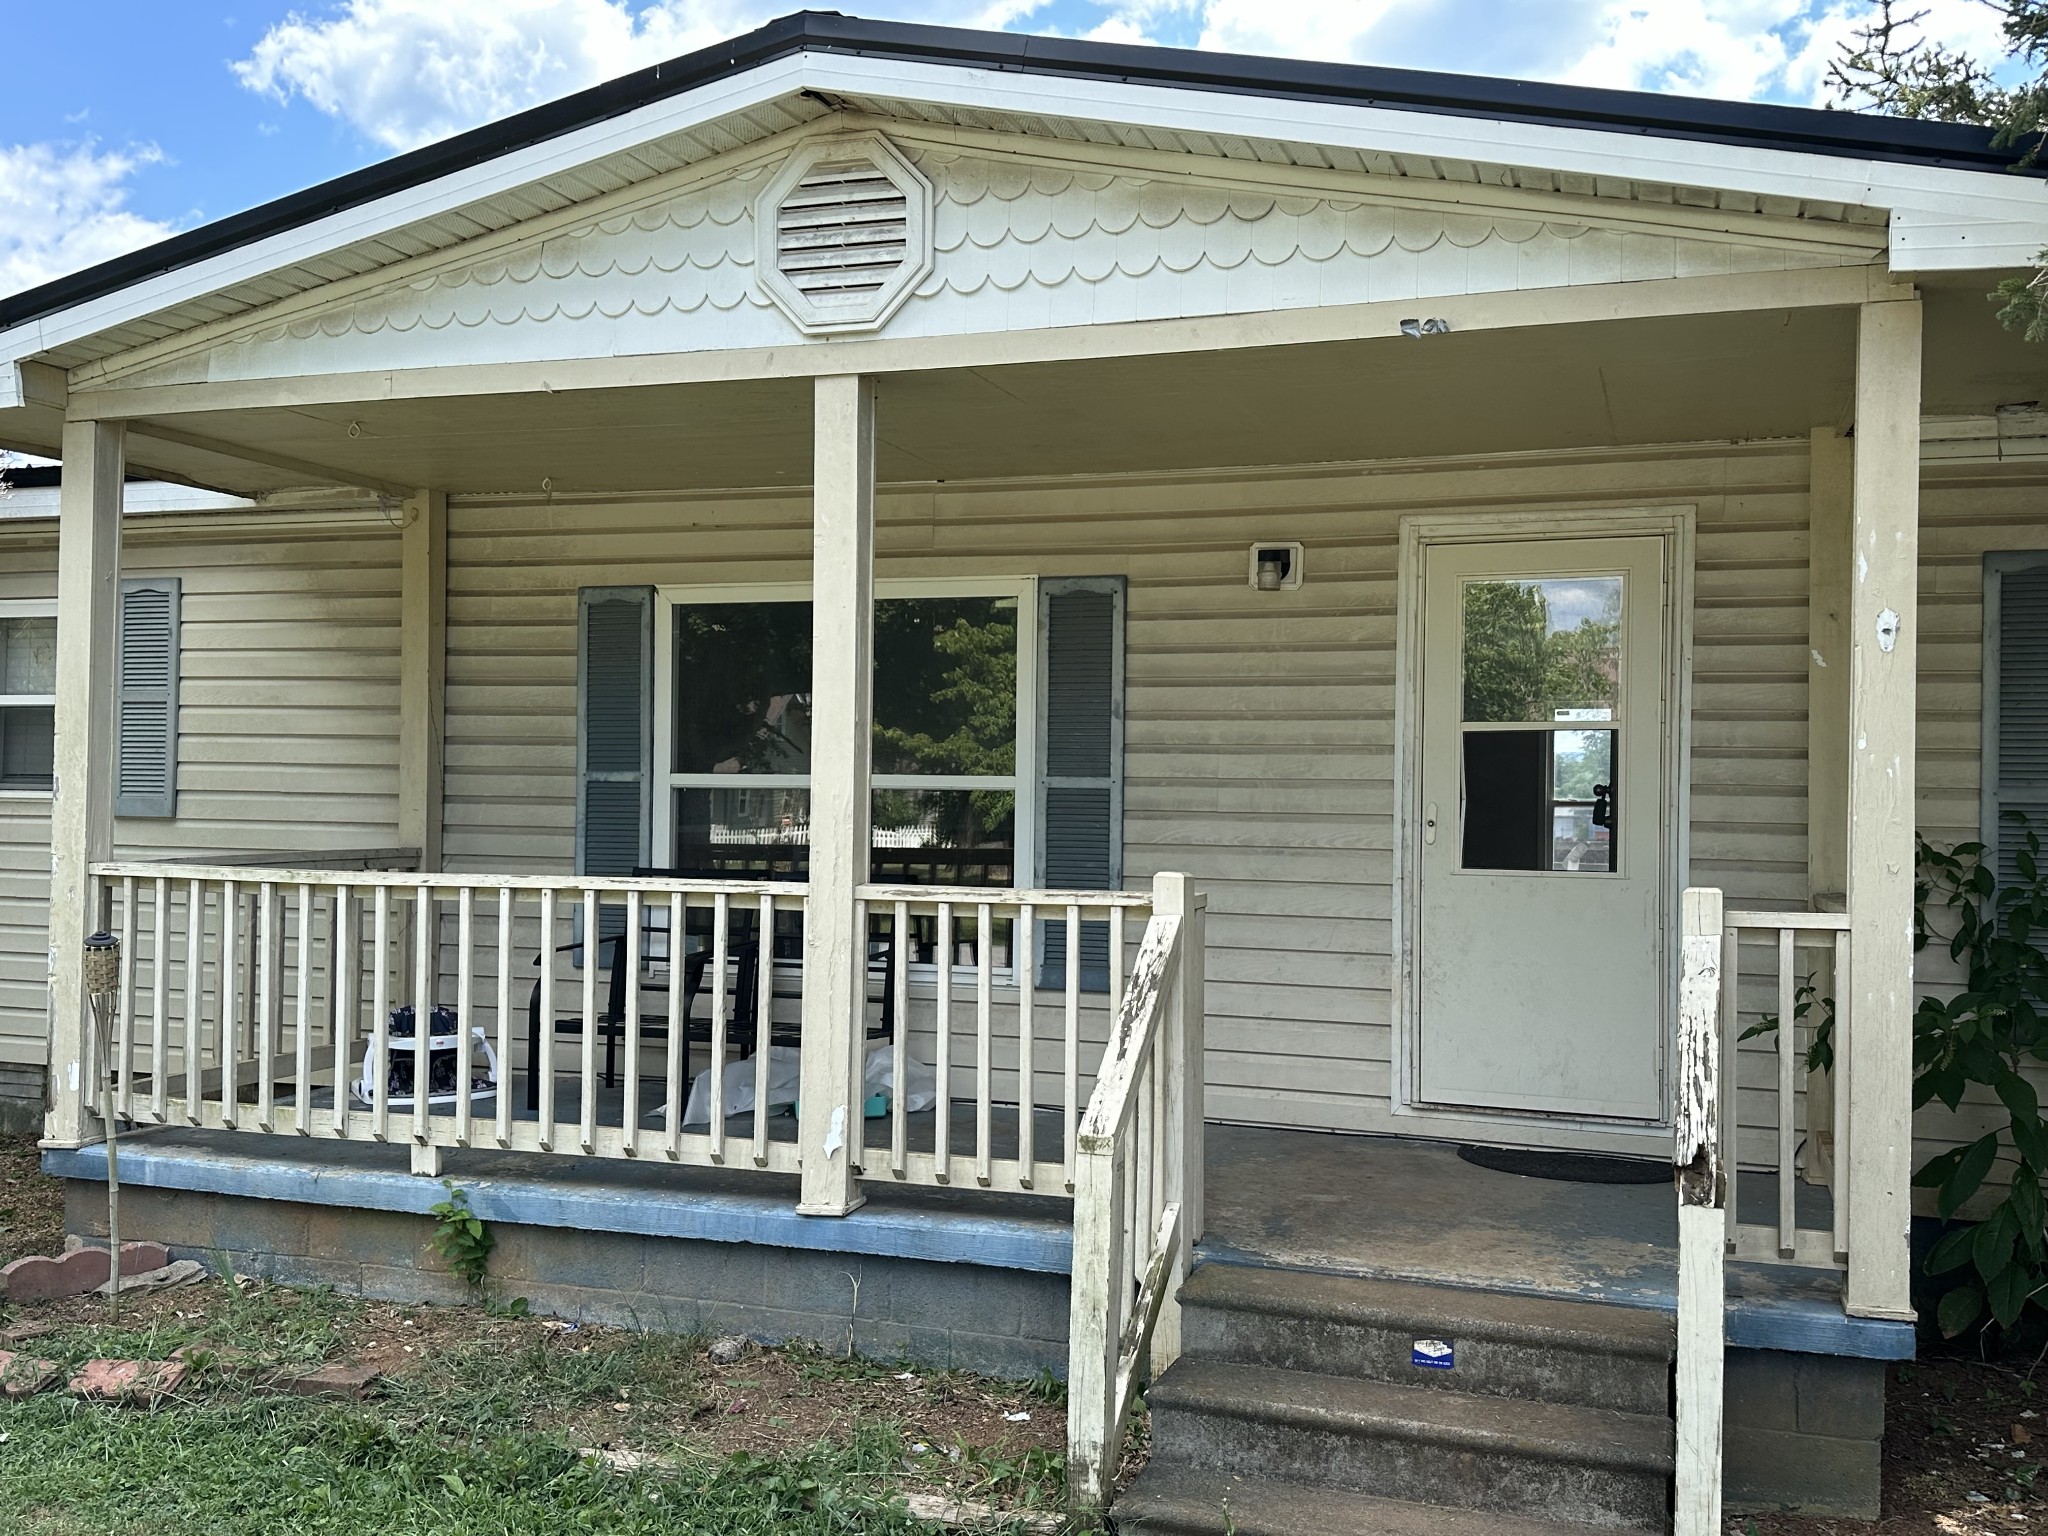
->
[756,134,932,335]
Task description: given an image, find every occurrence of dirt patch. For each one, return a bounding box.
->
[0,1134,68,1269]
[1734,1352,2048,1536]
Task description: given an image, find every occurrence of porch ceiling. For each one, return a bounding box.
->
[122,305,1866,499]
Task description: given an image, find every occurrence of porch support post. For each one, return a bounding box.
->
[46,418,126,1147]
[398,489,447,871]
[798,374,875,1217]
[1149,871,1205,1371]
[1805,427,1854,1187]
[1843,296,1921,1322]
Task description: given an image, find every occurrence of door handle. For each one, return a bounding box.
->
[1592,783,1614,830]
[1423,801,1438,845]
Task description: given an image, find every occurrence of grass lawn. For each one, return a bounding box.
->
[0,1140,1077,1535]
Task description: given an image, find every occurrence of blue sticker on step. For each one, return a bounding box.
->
[1412,1338,1454,1370]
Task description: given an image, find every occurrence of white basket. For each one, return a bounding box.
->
[352,1025,499,1109]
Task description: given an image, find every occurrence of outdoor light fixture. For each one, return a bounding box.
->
[1249,543,1304,592]
[83,932,123,1317]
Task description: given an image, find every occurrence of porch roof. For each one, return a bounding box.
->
[2,11,2041,406]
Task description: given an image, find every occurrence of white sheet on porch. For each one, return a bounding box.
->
[676,1043,938,1126]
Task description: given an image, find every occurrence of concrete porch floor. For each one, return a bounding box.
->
[45,1114,1913,1361]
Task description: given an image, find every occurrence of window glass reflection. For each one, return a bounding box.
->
[1462,576,1621,724]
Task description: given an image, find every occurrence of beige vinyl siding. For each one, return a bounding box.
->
[0,513,402,1065]
[443,443,1821,1141]
[1904,465,2048,1202]
[0,448,2029,1160]
[0,555,57,1066]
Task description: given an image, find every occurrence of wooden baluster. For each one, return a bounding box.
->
[622,889,642,1155]
[455,886,475,1148]
[116,875,136,1120]
[537,888,556,1150]
[221,878,240,1129]
[890,900,909,1178]
[149,877,169,1123]
[1068,1131,1128,1512]
[371,887,391,1142]
[701,894,727,1163]
[1063,904,1081,1192]
[255,881,277,1132]
[934,900,952,1183]
[666,892,688,1161]
[413,885,433,1155]
[1777,926,1798,1257]
[495,888,514,1148]
[334,888,357,1139]
[1832,928,1852,1262]
[1017,905,1035,1188]
[751,892,774,1168]
[579,887,599,1152]
[183,880,204,1127]
[976,901,993,1188]
[293,884,313,1134]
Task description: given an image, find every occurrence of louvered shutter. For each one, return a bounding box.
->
[115,578,179,818]
[577,588,652,877]
[1988,558,2048,889]
[1038,578,1126,991]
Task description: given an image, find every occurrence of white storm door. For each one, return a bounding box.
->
[1415,536,1669,1121]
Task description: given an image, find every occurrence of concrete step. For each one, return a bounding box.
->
[1114,1466,1663,1536]
[1181,1262,1675,1415]
[1146,1358,1674,1531]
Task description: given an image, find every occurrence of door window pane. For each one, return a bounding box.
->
[1462,576,1622,724]
[1461,728,1617,874]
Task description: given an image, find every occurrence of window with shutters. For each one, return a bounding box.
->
[0,600,56,794]
[754,133,933,335]
[650,579,1036,897]
[1985,553,2048,888]
[116,578,181,818]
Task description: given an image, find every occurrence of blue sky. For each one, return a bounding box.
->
[0,0,2013,299]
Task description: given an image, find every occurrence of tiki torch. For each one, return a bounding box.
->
[83,932,122,1317]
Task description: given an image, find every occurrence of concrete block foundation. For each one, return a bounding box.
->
[63,1179,1069,1379]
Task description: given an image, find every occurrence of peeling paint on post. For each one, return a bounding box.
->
[1674,886,1724,1536]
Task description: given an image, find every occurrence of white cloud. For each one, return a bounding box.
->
[235,0,1042,152]
[230,0,2025,166]
[0,141,179,299]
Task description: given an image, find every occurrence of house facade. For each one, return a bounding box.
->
[4,14,2047,1528]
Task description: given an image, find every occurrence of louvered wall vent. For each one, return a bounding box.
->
[756,134,932,335]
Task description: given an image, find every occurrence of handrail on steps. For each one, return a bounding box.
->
[1066,871,1205,1515]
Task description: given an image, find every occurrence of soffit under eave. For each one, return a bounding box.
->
[28,89,1900,381]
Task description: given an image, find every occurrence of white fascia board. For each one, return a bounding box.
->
[4,48,2041,381]
[804,56,2048,275]
[0,56,814,373]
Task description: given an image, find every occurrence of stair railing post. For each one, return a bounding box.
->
[1675,886,1726,1536]
[1148,871,1203,1371]
[1068,1129,1126,1515]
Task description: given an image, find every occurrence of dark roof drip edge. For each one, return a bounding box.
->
[0,10,2026,341]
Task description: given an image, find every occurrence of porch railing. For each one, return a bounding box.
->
[78,861,1164,1195]
[1066,873,1205,1512]
[1720,905,1853,1268]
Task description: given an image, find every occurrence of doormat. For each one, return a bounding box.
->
[1455,1145,1670,1185]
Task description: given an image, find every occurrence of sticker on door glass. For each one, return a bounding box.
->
[1411,1338,1454,1370]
